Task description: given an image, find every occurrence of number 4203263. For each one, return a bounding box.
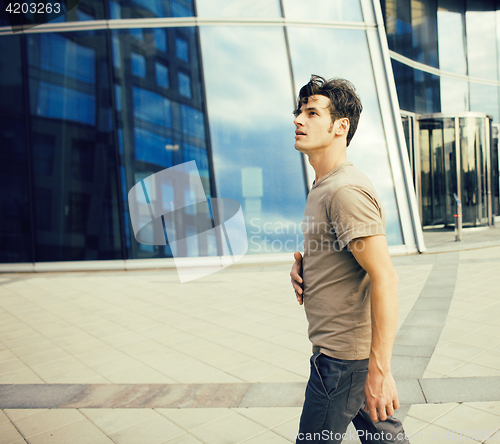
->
[6,2,62,14]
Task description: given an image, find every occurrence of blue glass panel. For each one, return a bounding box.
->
[115,84,122,111]
[133,87,172,127]
[131,52,146,77]
[155,62,169,88]
[134,127,172,167]
[112,33,120,69]
[78,10,94,21]
[130,28,144,40]
[287,27,404,245]
[172,0,193,17]
[109,1,121,19]
[28,34,95,84]
[118,128,124,156]
[181,104,204,138]
[282,0,363,21]
[153,28,167,52]
[178,71,191,97]
[183,143,209,177]
[196,0,281,18]
[32,81,96,125]
[176,37,189,61]
[132,0,163,16]
[199,26,306,253]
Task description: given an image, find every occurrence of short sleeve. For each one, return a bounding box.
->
[328,186,385,249]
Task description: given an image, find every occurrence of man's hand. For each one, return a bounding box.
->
[363,363,400,422]
[290,251,304,305]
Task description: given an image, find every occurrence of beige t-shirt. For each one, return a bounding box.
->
[302,162,385,360]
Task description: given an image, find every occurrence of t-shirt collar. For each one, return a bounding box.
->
[311,161,353,189]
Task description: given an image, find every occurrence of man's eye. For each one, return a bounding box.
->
[309,112,316,116]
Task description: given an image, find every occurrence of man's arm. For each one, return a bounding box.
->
[290,251,304,305]
[349,235,400,423]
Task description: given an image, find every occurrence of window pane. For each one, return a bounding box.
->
[131,52,146,77]
[199,26,307,253]
[196,0,281,18]
[176,37,189,61]
[282,0,363,21]
[132,0,163,16]
[466,9,498,80]
[28,34,96,84]
[155,62,169,88]
[26,30,123,261]
[153,28,167,52]
[130,28,144,40]
[470,83,499,122]
[133,87,171,127]
[78,10,94,21]
[288,26,404,245]
[172,0,194,17]
[31,81,96,125]
[109,1,121,19]
[181,104,204,138]
[134,128,173,167]
[112,28,212,259]
[440,78,468,113]
[178,71,192,97]
[437,4,467,75]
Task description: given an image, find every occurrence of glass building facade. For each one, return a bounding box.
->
[381,0,500,228]
[1,0,498,267]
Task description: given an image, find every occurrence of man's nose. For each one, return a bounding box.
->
[294,114,304,127]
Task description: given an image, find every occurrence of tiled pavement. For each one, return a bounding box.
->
[1,229,500,443]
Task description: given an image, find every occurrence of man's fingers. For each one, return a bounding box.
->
[367,405,379,423]
[295,290,303,305]
[393,397,400,410]
[377,405,388,422]
[291,278,303,294]
[294,251,303,262]
[290,270,303,284]
[386,403,395,418]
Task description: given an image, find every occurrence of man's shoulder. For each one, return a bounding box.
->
[323,163,376,196]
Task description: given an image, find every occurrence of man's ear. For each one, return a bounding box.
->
[335,118,350,136]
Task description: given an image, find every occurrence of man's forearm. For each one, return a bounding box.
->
[369,270,399,372]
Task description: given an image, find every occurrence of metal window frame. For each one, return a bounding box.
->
[361,0,426,253]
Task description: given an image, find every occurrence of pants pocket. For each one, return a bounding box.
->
[313,353,343,398]
[346,369,368,415]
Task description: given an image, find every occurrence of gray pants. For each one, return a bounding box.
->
[296,353,410,443]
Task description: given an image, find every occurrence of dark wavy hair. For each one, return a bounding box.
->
[294,75,363,147]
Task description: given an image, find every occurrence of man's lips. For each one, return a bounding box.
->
[295,130,306,138]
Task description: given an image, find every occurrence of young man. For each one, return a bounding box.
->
[290,75,409,444]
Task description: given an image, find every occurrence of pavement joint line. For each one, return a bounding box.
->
[417,379,428,403]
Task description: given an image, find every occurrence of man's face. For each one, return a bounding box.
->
[294,95,335,153]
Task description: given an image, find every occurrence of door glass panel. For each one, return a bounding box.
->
[431,126,444,225]
[460,117,479,225]
[420,128,431,225]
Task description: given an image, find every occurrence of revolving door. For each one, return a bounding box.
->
[402,113,497,228]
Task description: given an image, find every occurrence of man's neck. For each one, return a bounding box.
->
[308,147,348,182]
